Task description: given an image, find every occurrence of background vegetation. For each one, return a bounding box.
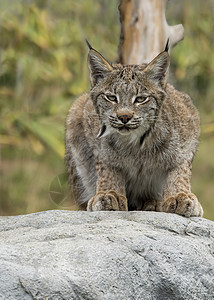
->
[0,0,213,220]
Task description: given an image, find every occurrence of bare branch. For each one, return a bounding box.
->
[119,0,184,65]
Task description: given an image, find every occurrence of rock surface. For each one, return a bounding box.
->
[0,210,214,300]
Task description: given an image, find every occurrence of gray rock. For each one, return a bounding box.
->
[0,210,213,300]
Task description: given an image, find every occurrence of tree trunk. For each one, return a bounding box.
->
[119,0,184,64]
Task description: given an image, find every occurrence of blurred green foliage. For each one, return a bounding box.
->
[0,0,213,219]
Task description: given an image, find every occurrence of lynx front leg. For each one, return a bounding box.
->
[160,161,203,217]
[87,160,128,211]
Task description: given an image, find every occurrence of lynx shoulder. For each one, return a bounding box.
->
[65,42,203,217]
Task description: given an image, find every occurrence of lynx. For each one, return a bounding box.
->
[65,40,203,217]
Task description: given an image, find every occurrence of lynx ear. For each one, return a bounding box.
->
[143,40,170,88]
[86,40,113,87]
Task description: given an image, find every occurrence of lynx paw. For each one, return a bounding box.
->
[140,200,159,211]
[87,190,128,211]
[161,192,203,217]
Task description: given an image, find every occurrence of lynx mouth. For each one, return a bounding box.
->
[116,126,134,135]
[118,124,140,130]
[110,122,140,135]
[118,126,130,132]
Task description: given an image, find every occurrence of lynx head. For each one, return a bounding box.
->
[87,40,170,139]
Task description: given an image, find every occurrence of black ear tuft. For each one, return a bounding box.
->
[165,38,169,52]
[85,39,93,50]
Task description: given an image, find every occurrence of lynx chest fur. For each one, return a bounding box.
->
[65,42,203,217]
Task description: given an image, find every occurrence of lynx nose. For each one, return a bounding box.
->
[118,114,132,124]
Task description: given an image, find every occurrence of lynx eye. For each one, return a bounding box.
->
[105,94,118,103]
[134,96,150,104]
